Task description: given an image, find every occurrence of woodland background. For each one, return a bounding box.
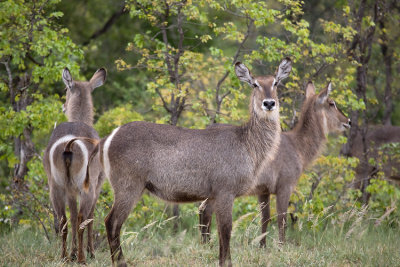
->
[0,0,399,266]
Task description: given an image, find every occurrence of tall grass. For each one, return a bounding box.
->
[1,204,399,266]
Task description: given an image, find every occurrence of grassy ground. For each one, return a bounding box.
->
[1,214,399,267]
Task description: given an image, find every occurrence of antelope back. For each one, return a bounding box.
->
[45,122,99,189]
[351,125,400,181]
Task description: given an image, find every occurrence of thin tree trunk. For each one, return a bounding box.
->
[379,20,393,126]
[343,1,379,205]
[9,73,36,222]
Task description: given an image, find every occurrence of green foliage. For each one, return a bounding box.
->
[0,0,81,230]
[0,1,399,260]
[94,104,143,137]
[0,0,83,85]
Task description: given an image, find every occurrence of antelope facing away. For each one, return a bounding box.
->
[81,58,292,267]
[43,68,106,263]
[199,82,351,245]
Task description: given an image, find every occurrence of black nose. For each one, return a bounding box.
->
[262,100,275,110]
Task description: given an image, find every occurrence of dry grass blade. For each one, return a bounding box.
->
[198,198,208,212]
[59,217,70,236]
[79,219,93,230]
[232,212,255,232]
[375,206,396,227]
[142,220,157,230]
[251,232,268,246]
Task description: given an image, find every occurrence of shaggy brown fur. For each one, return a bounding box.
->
[42,68,106,263]
[348,125,400,195]
[85,59,292,267]
[199,82,350,245]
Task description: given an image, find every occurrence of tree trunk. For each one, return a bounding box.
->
[10,74,36,222]
[379,20,393,126]
[342,1,378,205]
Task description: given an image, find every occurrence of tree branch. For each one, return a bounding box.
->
[160,0,174,83]
[211,17,254,123]
[26,53,43,66]
[1,58,13,94]
[155,87,171,113]
[83,3,128,46]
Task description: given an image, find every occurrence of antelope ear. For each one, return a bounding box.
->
[305,81,315,98]
[274,57,292,86]
[318,82,332,103]
[89,68,107,91]
[62,68,74,90]
[235,62,255,86]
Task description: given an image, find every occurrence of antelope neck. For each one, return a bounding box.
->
[242,110,281,170]
[290,102,326,167]
[68,93,94,126]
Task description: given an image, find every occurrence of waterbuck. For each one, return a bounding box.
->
[347,125,400,201]
[81,58,292,266]
[199,81,351,245]
[42,67,106,263]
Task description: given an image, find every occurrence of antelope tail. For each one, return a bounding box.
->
[63,148,73,184]
[63,137,100,192]
[84,142,100,192]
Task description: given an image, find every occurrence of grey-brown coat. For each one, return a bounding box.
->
[42,68,106,263]
[348,125,400,199]
[87,58,292,267]
[199,82,351,245]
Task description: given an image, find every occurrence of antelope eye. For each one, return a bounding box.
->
[252,83,258,88]
[329,101,335,107]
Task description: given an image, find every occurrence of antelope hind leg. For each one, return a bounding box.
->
[276,189,291,244]
[105,185,144,267]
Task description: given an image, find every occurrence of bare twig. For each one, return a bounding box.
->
[211,17,254,124]
[155,88,171,113]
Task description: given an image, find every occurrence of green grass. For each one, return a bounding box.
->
[1,214,399,267]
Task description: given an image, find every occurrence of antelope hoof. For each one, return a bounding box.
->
[116,260,127,267]
[70,251,77,262]
[88,251,95,259]
[78,257,87,265]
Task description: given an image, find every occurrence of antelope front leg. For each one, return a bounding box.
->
[199,200,213,243]
[258,193,271,247]
[276,190,291,244]
[214,195,234,267]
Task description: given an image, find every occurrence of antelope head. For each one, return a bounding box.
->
[61,68,107,125]
[235,58,292,120]
[305,81,351,133]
